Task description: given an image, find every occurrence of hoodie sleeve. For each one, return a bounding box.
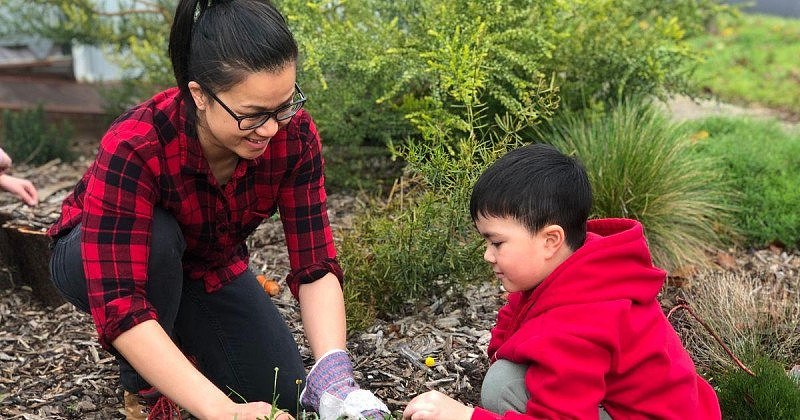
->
[487,292,524,361]
[490,302,626,419]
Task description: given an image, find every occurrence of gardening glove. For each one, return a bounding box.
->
[0,147,10,174]
[300,349,389,419]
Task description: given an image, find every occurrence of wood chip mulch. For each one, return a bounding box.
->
[1,159,798,419]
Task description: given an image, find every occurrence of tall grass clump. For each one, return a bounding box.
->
[1,106,75,165]
[539,101,735,271]
[673,271,800,374]
[684,117,800,248]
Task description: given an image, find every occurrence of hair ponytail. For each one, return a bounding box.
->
[169,0,208,100]
[167,0,298,119]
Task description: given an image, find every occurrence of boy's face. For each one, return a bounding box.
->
[475,215,563,293]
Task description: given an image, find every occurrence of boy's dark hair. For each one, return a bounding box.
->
[470,143,592,250]
[169,0,298,120]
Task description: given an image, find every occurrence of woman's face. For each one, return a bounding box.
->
[189,64,297,162]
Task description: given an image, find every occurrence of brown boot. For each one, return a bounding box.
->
[121,387,184,420]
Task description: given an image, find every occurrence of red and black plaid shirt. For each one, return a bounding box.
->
[48,88,343,349]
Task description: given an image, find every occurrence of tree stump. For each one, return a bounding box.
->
[1,220,64,307]
[0,159,90,306]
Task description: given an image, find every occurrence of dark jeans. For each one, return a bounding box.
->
[49,208,306,412]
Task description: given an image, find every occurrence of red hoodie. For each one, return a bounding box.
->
[471,218,721,420]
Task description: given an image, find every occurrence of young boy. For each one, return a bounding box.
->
[403,143,720,419]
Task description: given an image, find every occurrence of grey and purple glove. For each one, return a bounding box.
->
[300,349,389,419]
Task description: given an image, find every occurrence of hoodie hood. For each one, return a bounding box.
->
[515,218,666,320]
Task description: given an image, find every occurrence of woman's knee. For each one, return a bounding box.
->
[49,225,90,312]
[149,207,186,263]
[144,208,185,324]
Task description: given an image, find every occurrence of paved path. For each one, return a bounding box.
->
[662,95,799,132]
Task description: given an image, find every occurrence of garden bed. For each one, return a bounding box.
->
[0,163,797,418]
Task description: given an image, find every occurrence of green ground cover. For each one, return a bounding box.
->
[689,13,800,117]
[683,117,800,248]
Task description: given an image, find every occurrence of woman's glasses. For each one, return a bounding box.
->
[199,82,306,130]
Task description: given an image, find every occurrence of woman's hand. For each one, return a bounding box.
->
[0,174,38,206]
[403,390,474,420]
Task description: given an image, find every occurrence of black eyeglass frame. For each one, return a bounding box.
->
[198,82,306,131]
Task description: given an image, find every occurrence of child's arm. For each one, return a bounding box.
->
[0,174,38,206]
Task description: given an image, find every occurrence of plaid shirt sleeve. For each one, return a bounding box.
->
[82,124,161,350]
[279,114,343,298]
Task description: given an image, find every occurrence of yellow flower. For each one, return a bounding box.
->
[720,27,735,38]
[690,130,710,143]
[424,356,435,367]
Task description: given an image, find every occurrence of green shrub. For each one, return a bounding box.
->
[684,117,800,248]
[1,106,76,165]
[538,100,735,272]
[333,0,564,327]
[322,145,403,195]
[4,1,725,148]
[283,0,719,145]
[546,0,707,110]
[717,356,800,420]
[281,0,562,146]
[341,116,538,328]
[340,188,490,330]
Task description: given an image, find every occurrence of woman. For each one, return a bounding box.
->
[48,1,387,419]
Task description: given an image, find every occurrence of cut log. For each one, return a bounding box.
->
[0,160,87,307]
[0,219,64,307]
[0,212,17,288]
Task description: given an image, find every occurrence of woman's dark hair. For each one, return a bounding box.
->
[470,143,593,251]
[169,0,298,117]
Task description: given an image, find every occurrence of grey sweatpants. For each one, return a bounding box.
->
[481,359,612,419]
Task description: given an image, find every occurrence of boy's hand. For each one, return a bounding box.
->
[403,390,474,420]
[300,349,389,419]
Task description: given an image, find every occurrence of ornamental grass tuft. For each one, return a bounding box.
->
[540,100,736,272]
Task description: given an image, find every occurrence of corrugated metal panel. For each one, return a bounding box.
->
[72,44,122,83]
[0,1,125,82]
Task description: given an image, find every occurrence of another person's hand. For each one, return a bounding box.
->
[300,349,389,419]
[0,174,38,206]
[0,147,11,174]
[403,390,474,420]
